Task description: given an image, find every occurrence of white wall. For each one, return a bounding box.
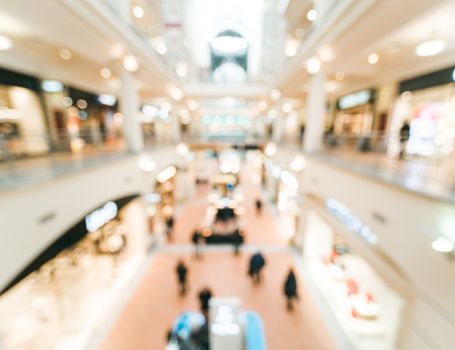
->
[0,148,180,292]
[301,157,455,350]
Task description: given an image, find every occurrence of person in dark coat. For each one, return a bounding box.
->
[198,287,213,315]
[255,198,263,215]
[399,120,411,159]
[166,215,175,240]
[191,228,203,259]
[284,268,298,310]
[176,260,188,296]
[248,251,266,284]
[232,229,242,255]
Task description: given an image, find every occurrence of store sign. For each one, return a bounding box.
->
[338,90,372,110]
[85,201,118,232]
[326,199,378,245]
[41,80,64,93]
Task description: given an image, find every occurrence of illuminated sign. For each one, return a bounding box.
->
[338,90,372,110]
[41,80,64,93]
[326,198,378,245]
[85,201,118,232]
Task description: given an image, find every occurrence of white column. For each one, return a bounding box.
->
[304,70,326,153]
[272,112,285,144]
[171,111,181,143]
[119,67,144,153]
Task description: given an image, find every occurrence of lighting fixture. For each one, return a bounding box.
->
[175,62,188,78]
[432,236,454,253]
[415,39,445,57]
[290,155,306,172]
[270,89,281,101]
[123,54,139,72]
[307,9,318,22]
[156,41,167,55]
[132,5,144,18]
[368,53,379,65]
[41,80,64,93]
[76,99,88,109]
[210,31,248,55]
[176,142,189,156]
[138,155,156,173]
[0,35,13,50]
[401,91,412,101]
[142,104,159,116]
[282,103,293,113]
[59,48,72,60]
[285,41,298,57]
[306,57,321,74]
[452,68,455,82]
[113,112,124,123]
[62,97,73,107]
[264,142,277,157]
[168,86,183,101]
[335,71,345,81]
[187,99,198,111]
[98,94,116,106]
[319,47,334,62]
[100,67,111,79]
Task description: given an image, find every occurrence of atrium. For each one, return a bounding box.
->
[0,1,454,350]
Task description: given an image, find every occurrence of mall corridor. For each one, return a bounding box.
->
[100,162,335,350]
[1,0,455,350]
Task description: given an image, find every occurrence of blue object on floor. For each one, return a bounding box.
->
[242,311,267,350]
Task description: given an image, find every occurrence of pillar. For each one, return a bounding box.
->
[171,110,181,143]
[272,112,285,144]
[304,70,326,153]
[119,67,144,153]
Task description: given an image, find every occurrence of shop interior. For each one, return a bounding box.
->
[303,210,405,350]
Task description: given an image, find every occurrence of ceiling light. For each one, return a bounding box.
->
[175,62,188,78]
[138,155,156,172]
[142,104,159,116]
[123,54,139,72]
[0,35,13,50]
[188,99,198,111]
[168,86,183,101]
[100,67,111,79]
[290,155,306,172]
[176,142,189,156]
[258,100,268,111]
[307,9,318,22]
[270,89,281,101]
[156,41,167,55]
[264,142,277,157]
[210,34,248,55]
[282,102,293,113]
[319,47,334,62]
[41,80,64,93]
[285,41,298,57]
[62,97,73,107]
[77,99,88,109]
[368,53,379,65]
[401,91,412,101]
[132,5,144,18]
[306,57,321,74]
[335,71,345,81]
[415,39,445,57]
[432,236,453,253]
[59,48,72,60]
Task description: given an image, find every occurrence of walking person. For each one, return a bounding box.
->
[198,287,213,316]
[248,251,266,284]
[284,268,299,310]
[255,198,263,215]
[232,229,242,255]
[175,260,188,296]
[399,120,411,159]
[165,215,175,240]
[191,228,203,259]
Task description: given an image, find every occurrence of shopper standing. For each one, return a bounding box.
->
[166,215,175,240]
[399,120,411,159]
[198,287,213,315]
[248,251,266,284]
[191,228,203,259]
[255,198,263,215]
[283,268,299,310]
[175,260,188,296]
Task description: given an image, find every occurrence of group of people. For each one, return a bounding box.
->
[176,251,300,312]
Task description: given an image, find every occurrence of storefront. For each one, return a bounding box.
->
[389,65,455,158]
[334,89,376,137]
[0,67,49,159]
[0,195,148,350]
[301,197,407,350]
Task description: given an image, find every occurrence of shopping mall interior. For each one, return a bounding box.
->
[0,0,454,349]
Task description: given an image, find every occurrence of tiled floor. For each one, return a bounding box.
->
[99,162,336,350]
